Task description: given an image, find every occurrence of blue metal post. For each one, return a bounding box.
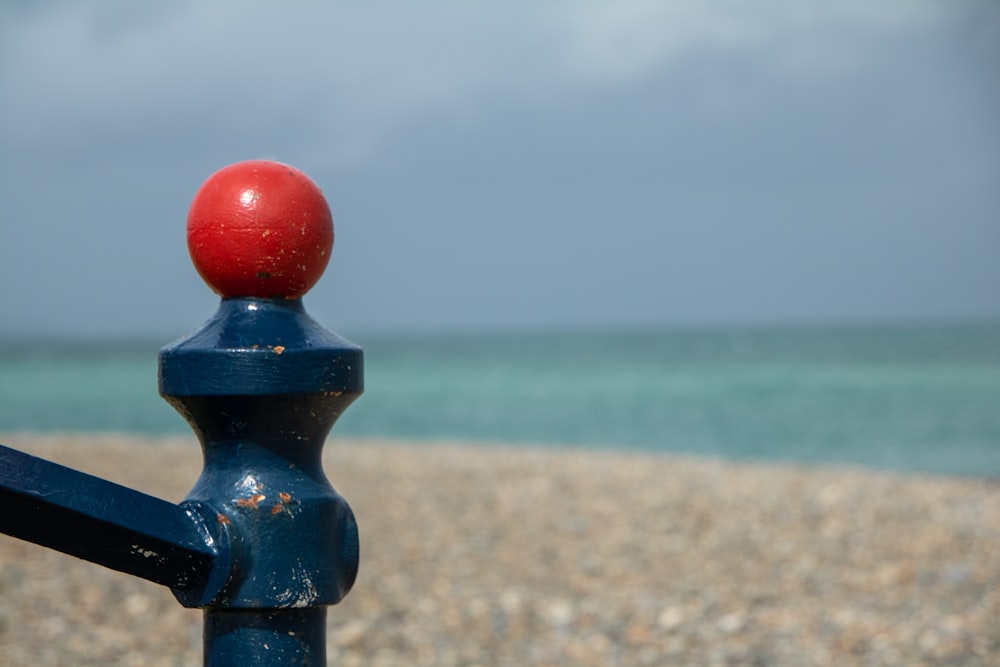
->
[0,160,362,666]
[160,297,362,664]
[163,160,362,665]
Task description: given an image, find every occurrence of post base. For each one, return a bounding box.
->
[204,608,327,667]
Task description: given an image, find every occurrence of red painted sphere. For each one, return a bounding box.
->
[187,160,334,299]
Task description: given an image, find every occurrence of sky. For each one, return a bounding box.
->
[1,1,998,339]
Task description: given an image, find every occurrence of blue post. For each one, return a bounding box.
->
[0,160,362,666]
[160,297,362,664]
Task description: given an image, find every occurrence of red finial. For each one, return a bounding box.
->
[187,160,334,299]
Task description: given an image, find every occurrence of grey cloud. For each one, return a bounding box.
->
[0,1,997,337]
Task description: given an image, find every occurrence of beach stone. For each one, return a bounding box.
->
[657,605,685,630]
[541,598,574,627]
[715,611,745,634]
[332,619,370,649]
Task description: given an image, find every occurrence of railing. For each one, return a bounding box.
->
[0,160,362,666]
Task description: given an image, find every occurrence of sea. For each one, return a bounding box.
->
[1,324,999,478]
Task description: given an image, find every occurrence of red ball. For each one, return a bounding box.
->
[187,160,334,299]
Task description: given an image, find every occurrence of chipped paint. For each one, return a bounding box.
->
[130,544,159,559]
[235,493,266,510]
[266,491,296,517]
[273,558,320,608]
[294,567,319,608]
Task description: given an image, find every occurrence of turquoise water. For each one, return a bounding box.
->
[2,325,999,477]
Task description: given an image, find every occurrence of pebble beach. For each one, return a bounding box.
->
[0,433,997,666]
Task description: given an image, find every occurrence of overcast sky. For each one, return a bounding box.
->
[1,1,998,339]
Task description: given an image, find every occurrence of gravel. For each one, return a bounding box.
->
[1,434,997,666]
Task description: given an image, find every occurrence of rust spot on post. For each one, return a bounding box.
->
[235,494,266,510]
